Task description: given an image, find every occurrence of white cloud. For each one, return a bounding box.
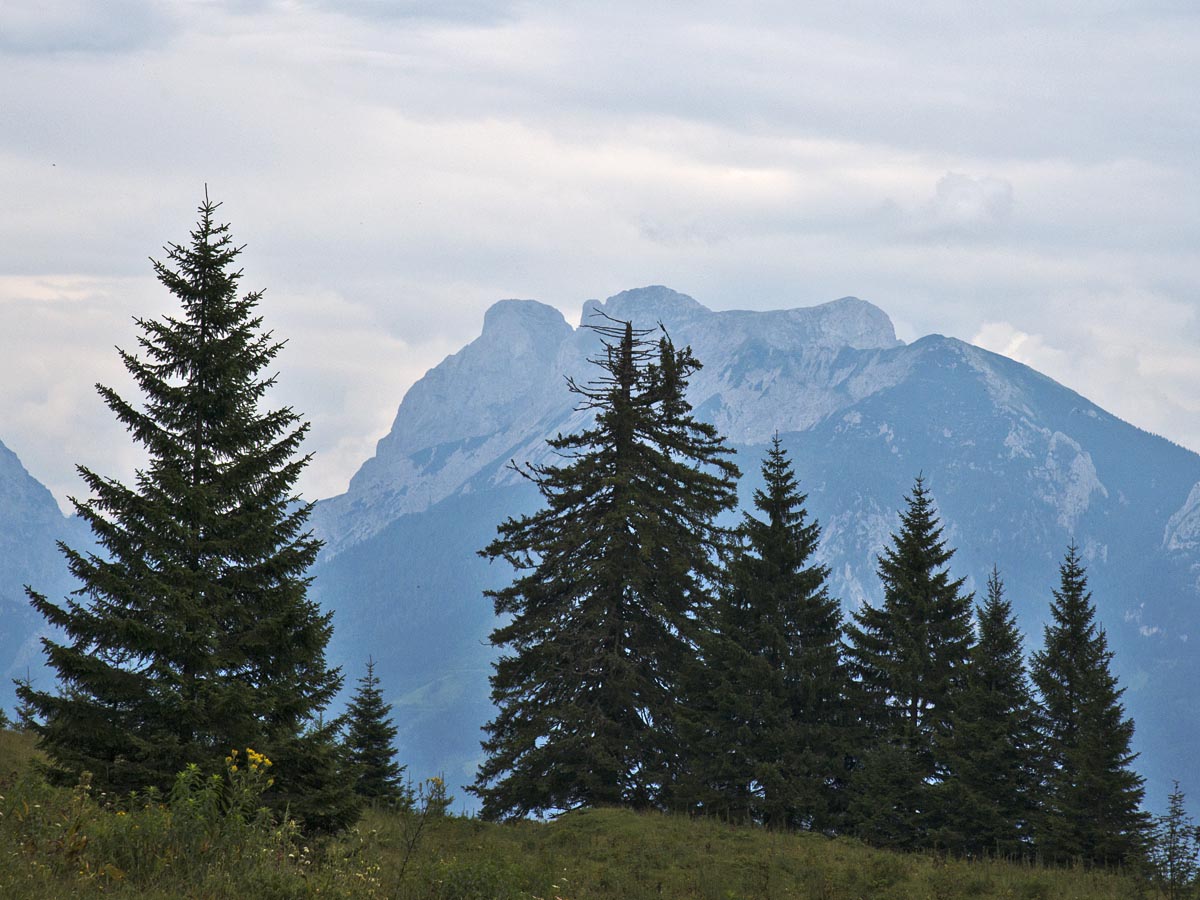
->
[0,275,158,510]
[1,2,1199,505]
[973,288,1200,452]
[924,173,1014,232]
[973,322,1068,372]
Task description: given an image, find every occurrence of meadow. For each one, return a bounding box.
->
[0,728,1152,900]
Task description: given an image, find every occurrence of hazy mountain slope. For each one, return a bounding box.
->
[316,484,537,787]
[313,300,576,557]
[773,337,1200,798]
[0,439,78,705]
[309,287,1200,807]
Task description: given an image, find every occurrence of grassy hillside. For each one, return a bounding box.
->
[0,729,1148,899]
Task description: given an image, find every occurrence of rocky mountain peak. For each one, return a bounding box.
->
[480,299,572,352]
[802,296,903,351]
[314,288,921,553]
[580,285,707,328]
[0,439,64,531]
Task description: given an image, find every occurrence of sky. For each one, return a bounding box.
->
[2,1,1199,510]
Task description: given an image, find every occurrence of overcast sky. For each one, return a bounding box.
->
[2,1,1198,510]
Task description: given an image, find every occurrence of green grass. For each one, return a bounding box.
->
[0,726,43,773]
[0,729,1152,899]
[361,806,1145,900]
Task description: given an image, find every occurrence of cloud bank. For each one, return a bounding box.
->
[1,1,1198,506]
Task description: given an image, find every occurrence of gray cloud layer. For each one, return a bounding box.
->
[2,0,1198,506]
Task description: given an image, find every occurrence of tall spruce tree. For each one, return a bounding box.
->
[678,435,849,831]
[471,317,739,820]
[843,475,974,849]
[345,657,407,803]
[1030,544,1146,867]
[933,567,1037,857]
[19,197,356,832]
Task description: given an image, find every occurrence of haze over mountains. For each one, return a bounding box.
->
[0,440,82,697]
[4,286,1200,810]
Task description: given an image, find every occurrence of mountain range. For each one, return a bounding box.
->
[4,286,1199,811]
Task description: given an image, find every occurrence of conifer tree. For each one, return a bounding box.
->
[843,475,974,849]
[471,317,739,820]
[1148,781,1200,899]
[1030,544,1147,867]
[19,197,356,832]
[345,657,407,804]
[679,435,849,831]
[11,672,37,732]
[934,567,1037,857]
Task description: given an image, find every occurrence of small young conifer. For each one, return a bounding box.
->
[345,657,408,804]
[1149,781,1200,899]
[11,671,37,731]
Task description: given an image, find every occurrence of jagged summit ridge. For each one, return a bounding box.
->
[316,288,1173,570]
[315,299,573,554]
[313,288,907,556]
[580,287,901,352]
[481,298,572,344]
[581,285,707,326]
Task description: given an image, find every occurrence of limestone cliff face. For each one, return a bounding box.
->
[313,299,575,555]
[313,285,1151,570]
[312,287,910,556]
